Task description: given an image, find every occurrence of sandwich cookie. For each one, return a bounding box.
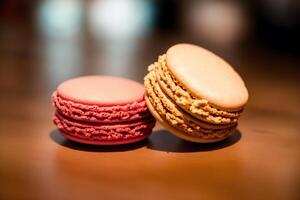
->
[144,44,248,143]
[52,76,155,145]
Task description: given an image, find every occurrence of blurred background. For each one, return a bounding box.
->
[1,1,300,199]
[0,0,299,102]
[0,0,299,89]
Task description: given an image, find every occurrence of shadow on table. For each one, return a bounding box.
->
[147,129,241,153]
[49,129,147,152]
[50,128,241,153]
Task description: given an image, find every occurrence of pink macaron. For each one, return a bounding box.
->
[52,76,156,145]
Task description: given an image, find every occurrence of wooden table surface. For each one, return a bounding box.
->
[0,22,300,200]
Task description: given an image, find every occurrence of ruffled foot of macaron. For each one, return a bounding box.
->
[144,43,248,143]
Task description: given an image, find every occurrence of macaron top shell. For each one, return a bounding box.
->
[57,76,145,106]
[166,43,248,111]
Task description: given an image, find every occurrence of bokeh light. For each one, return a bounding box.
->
[183,1,247,48]
[37,0,83,39]
[88,0,154,41]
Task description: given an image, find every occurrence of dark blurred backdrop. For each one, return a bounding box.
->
[1,0,299,113]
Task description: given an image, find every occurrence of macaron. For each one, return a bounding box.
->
[52,76,155,145]
[144,43,248,143]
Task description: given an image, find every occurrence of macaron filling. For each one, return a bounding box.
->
[144,70,235,139]
[153,54,241,124]
[52,92,150,123]
[54,112,155,141]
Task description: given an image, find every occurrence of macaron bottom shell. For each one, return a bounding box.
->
[54,112,155,145]
[59,130,149,145]
[145,95,234,143]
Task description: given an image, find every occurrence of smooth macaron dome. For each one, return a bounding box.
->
[144,43,248,143]
[52,76,155,145]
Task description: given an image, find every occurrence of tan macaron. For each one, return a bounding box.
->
[144,43,248,143]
